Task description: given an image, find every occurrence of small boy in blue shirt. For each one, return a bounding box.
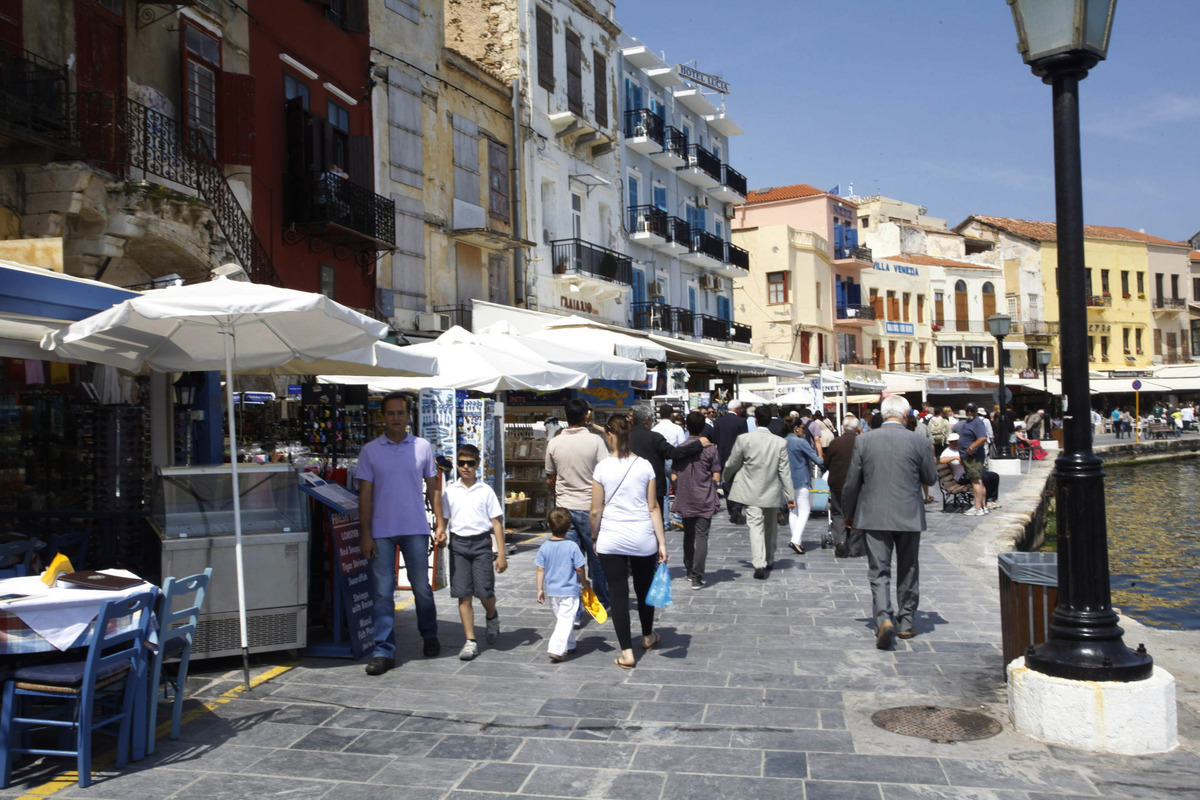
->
[535,507,589,662]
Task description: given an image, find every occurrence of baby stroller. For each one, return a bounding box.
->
[811,473,832,548]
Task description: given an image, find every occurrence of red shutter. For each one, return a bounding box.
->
[221,72,256,166]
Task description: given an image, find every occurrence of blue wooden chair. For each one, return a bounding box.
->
[48,531,90,571]
[0,589,156,788]
[0,539,42,578]
[146,569,211,756]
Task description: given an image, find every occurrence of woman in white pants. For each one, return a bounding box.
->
[784,419,824,554]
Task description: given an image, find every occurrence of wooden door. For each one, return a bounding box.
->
[75,2,125,169]
[955,288,969,332]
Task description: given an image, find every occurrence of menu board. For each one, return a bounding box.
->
[330,511,373,659]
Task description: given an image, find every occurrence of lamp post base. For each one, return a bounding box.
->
[1008,657,1177,754]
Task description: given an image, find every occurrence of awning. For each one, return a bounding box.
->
[883,372,925,393]
[532,316,666,361]
[648,334,808,378]
[847,394,881,404]
[1003,340,1028,351]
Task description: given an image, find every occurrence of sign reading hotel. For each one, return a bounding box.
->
[560,296,598,315]
[884,321,914,335]
[676,64,730,94]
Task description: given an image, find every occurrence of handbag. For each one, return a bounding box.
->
[646,562,673,608]
[810,477,830,512]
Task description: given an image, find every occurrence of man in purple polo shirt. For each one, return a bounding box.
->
[358,392,445,675]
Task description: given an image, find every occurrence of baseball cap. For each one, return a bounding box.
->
[964,402,978,413]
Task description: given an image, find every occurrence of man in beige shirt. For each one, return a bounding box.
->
[545,398,611,620]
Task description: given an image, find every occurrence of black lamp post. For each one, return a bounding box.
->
[1008,0,1152,682]
[1039,348,1053,413]
[987,313,1013,458]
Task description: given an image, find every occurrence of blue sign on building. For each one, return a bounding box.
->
[884,322,915,335]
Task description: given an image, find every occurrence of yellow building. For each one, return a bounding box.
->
[954,217,1185,371]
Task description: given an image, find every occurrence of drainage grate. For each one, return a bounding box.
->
[871,706,1002,743]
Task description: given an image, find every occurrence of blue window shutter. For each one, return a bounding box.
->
[717,295,730,320]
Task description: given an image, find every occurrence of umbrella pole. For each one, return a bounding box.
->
[223,326,252,691]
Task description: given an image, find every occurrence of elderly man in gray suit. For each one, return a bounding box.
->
[842,394,938,649]
[724,405,795,580]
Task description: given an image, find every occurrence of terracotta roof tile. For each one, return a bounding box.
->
[901,222,962,236]
[747,183,856,205]
[968,216,1187,248]
[883,253,999,272]
[1191,250,1200,261]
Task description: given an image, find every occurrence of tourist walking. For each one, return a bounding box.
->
[824,415,863,558]
[841,394,938,649]
[535,508,589,662]
[713,400,749,523]
[671,410,721,589]
[724,405,795,580]
[591,414,668,669]
[784,418,824,556]
[958,403,990,515]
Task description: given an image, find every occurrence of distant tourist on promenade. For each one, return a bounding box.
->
[671,411,721,590]
[713,400,749,524]
[825,415,863,558]
[784,416,823,556]
[535,508,589,662]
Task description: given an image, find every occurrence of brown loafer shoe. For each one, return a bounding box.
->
[876,619,895,650]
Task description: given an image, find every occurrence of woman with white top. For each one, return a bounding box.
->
[590,414,667,669]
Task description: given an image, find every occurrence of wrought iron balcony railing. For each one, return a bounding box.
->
[661,126,687,159]
[628,205,668,238]
[1155,297,1186,310]
[696,313,750,344]
[551,238,632,285]
[432,303,472,331]
[665,216,690,247]
[0,45,73,150]
[1086,294,1112,307]
[725,240,750,271]
[836,304,876,321]
[834,244,873,262]
[630,301,692,336]
[680,143,721,182]
[283,170,395,250]
[720,163,747,197]
[1018,320,1060,336]
[624,108,664,144]
[690,228,725,262]
[73,91,281,286]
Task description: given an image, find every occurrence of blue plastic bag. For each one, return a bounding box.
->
[646,562,673,608]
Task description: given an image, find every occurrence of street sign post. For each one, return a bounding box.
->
[1133,380,1141,443]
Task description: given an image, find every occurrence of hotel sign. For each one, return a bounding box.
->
[676,64,730,94]
[884,322,914,335]
[560,296,598,315]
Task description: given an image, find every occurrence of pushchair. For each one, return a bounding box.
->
[812,473,832,548]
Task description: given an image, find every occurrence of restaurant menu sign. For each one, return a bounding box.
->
[330,512,373,659]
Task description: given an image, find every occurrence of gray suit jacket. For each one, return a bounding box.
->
[841,421,938,531]
[724,428,794,507]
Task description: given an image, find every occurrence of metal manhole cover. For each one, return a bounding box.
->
[871,706,1002,743]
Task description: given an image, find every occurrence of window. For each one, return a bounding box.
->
[327,100,350,170]
[1194,277,1200,302]
[917,294,925,323]
[1121,270,1130,296]
[320,263,336,300]
[954,280,968,332]
[284,72,310,109]
[938,345,955,369]
[1088,335,1094,359]
[388,71,423,189]
[1171,274,1180,299]
[565,30,582,115]
[1101,269,1110,294]
[182,22,220,155]
[1154,328,1162,356]
[593,52,607,128]
[1100,336,1109,361]
[1123,327,1130,354]
[886,290,898,320]
[981,281,996,319]
[934,292,944,326]
[535,6,554,91]
[487,139,510,222]
[1155,273,1164,301]
[767,271,788,304]
[452,114,480,205]
[1136,327,1143,353]
[571,193,582,239]
[1137,271,1145,294]
[652,184,666,211]
[902,292,911,322]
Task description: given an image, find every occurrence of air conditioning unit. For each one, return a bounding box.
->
[416,312,451,332]
[696,194,709,209]
[648,280,664,298]
[699,275,713,290]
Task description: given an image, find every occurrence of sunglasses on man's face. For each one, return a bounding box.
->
[457,460,478,467]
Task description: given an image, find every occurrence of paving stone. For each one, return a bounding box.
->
[455,762,534,793]
[808,753,948,785]
[630,743,763,776]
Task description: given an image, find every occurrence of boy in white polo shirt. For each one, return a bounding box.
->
[438,444,507,661]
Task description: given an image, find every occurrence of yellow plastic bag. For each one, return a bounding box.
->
[581,586,607,624]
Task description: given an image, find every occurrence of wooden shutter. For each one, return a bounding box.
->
[347,135,372,189]
[342,0,367,33]
[285,96,316,175]
[982,290,996,319]
[220,72,256,166]
[955,290,969,331]
[565,30,582,115]
[536,7,554,91]
[593,52,607,128]
[487,139,510,223]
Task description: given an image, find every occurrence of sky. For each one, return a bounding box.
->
[615,1,1200,243]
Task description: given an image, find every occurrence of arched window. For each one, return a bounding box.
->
[982,281,996,318]
[954,280,969,332]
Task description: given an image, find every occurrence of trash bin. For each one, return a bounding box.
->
[998,551,1057,676]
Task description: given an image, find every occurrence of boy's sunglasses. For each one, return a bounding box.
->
[457,459,478,467]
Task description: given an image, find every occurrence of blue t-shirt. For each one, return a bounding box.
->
[960,417,989,458]
[535,538,586,596]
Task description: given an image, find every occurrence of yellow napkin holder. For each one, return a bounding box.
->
[41,553,75,586]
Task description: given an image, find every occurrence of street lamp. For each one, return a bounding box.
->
[1038,348,1053,413]
[1007,0,1152,682]
[987,313,1013,459]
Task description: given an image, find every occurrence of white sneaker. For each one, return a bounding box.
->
[964,508,983,516]
[458,640,479,661]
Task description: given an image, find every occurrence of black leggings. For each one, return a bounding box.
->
[598,552,658,651]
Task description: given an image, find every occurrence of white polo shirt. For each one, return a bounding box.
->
[441,480,503,537]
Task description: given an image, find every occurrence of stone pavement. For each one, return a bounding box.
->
[6,465,1199,800]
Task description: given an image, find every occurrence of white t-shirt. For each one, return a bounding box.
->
[652,418,686,447]
[592,455,657,556]
[441,480,503,537]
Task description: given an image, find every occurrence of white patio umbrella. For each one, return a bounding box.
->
[41,275,396,688]
[325,325,589,393]
[476,320,647,381]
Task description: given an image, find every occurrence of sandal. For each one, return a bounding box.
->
[549,653,565,662]
[641,631,661,650]
[614,657,636,669]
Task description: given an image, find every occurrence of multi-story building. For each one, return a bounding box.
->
[1147,239,1191,364]
[954,217,1188,370]
[0,0,260,287]
[619,35,749,346]
[1190,249,1200,359]
[732,184,869,365]
[377,0,524,337]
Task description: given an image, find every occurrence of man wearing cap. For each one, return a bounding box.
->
[958,403,990,515]
[1024,409,1045,440]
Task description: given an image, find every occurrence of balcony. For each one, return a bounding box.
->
[653,216,691,255]
[832,244,873,269]
[649,126,687,169]
[1086,294,1112,308]
[674,87,718,116]
[432,304,472,332]
[630,301,693,336]
[629,205,669,247]
[698,313,751,345]
[551,238,632,297]
[836,304,875,327]
[624,109,664,156]
[708,163,747,205]
[719,241,750,276]
[1153,297,1187,313]
[680,228,724,270]
[284,171,396,251]
[0,45,78,162]
[676,143,721,189]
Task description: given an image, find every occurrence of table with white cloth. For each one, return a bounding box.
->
[0,570,155,655]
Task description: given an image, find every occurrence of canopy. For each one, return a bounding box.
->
[531,316,666,361]
[325,326,589,393]
[476,320,646,381]
[238,340,437,378]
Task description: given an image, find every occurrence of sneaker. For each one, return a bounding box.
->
[364,656,394,676]
[986,501,1002,510]
[690,576,704,590]
[964,508,983,516]
[458,640,479,661]
[423,637,441,657]
[485,614,501,644]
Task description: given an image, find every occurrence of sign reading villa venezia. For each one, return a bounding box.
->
[560,296,597,315]
[873,261,920,276]
[675,64,730,94]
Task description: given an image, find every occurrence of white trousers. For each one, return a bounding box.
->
[547,595,579,656]
[788,487,812,545]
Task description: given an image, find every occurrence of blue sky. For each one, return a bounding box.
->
[616,1,1199,242]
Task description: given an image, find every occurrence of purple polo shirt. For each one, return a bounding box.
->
[356,433,437,538]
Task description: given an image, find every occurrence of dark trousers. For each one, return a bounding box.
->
[983,471,999,503]
[723,479,743,520]
[598,552,657,651]
[864,529,920,634]
[829,491,864,556]
[682,516,711,579]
